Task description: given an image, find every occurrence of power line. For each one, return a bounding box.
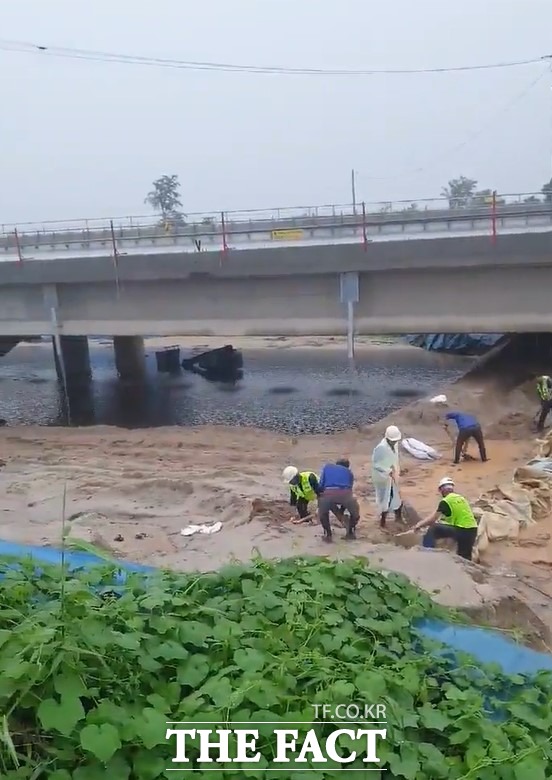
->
[362,67,550,182]
[0,38,550,76]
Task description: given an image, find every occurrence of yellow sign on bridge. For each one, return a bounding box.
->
[270,228,304,241]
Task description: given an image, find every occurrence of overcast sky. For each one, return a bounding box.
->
[1,0,551,223]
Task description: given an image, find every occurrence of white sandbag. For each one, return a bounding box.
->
[525,457,552,476]
[402,437,440,460]
[429,394,447,404]
[181,521,222,537]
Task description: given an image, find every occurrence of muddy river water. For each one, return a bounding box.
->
[0,338,472,432]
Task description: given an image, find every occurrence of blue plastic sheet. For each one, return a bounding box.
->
[0,539,154,585]
[404,334,503,355]
[417,619,552,720]
[417,618,552,676]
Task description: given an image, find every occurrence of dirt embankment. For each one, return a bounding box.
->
[0,358,551,637]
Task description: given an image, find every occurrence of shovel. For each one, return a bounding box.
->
[395,529,418,538]
[392,499,424,536]
[388,472,408,526]
[291,514,313,525]
[393,527,421,549]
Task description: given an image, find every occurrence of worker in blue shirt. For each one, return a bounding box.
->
[317,458,360,542]
[444,411,488,465]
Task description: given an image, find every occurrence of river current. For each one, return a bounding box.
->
[0,339,472,434]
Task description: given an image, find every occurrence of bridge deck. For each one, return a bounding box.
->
[2,215,551,263]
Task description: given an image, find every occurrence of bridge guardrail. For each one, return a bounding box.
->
[1,191,551,257]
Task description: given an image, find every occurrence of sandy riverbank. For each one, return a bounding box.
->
[142,334,403,352]
[0,348,550,635]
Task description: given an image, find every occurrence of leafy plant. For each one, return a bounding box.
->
[441,176,478,209]
[0,555,550,778]
[144,174,185,225]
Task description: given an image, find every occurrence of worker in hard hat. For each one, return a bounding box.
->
[317,457,360,542]
[371,425,403,528]
[282,466,320,523]
[444,411,488,465]
[536,375,552,432]
[411,477,478,561]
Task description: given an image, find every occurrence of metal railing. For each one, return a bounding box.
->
[1,190,551,258]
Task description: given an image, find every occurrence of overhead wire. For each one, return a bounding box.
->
[1,38,550,188]
[0,38,549,76]
[360,67,551,181]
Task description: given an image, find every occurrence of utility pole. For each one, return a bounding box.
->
[543,56,552,180]
[351,168,357,215]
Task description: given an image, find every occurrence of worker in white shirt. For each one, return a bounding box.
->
[371,425,403,529]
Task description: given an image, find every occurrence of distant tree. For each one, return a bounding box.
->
[542,178,552,204]
[441,176,478,209]
[145,174,185,224]
[524,195,541,204]
[403,203,420,212]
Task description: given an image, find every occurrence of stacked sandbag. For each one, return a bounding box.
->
[472,483,536,561]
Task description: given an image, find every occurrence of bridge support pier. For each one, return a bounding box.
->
[340,272,359,360]
[53,336,92,384]
[113,336,146,380]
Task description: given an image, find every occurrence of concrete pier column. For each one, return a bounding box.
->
[113,336,146,380]
[52,335,92,383]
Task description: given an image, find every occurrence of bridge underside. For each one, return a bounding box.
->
[0,263,550,336]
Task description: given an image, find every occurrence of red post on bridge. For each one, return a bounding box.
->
[220,211,229,262]
[361,201,368,251]
[14,228,23,263]
[491,190,497,245]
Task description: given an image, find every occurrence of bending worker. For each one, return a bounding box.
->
[411,477,478,561]
[444,410,487,465]
[536,375,552,433]
[317,458,360,542]
[282,466,319,523]
[371,425,403,528]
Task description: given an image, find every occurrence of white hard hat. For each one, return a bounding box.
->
[385,425,402,442]
[438,477,455,489]
[282,466,298,484]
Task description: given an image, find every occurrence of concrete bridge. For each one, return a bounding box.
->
[2,193,551,260]
[1,230,551,338]
[0,194,551,381]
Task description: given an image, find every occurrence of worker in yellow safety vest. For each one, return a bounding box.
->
[282,466,319,523]
[536,375,552,432]
[410,477,478,561]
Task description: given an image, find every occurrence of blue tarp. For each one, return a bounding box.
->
[404,333,504,355]
[417,619,552,676]
[417,619,552,721]
[0,540,154,585]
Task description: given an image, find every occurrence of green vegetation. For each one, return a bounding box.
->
[144,174,185,225]
[0,556,551,778]
[441,175,552,207]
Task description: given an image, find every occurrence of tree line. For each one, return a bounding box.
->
[144,173,552,224]
[440,175,552,209]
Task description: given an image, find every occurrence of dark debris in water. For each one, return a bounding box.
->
[388,387,425,399]
[268,386,297,395]
[326,387,361,396]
